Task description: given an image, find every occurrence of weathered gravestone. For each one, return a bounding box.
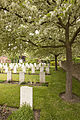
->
[22,66,26,73]
[39,63,41,67]
[40,66,44,72]
[20,86,33,108]
[31,66,35,73]
[19,72,25,84]
[7,71,12,82]
[13,66,17,73]
[15,63,18,68]
[40,72,45,83]
[36,64,39,70]
[19,59,23,63]
[5,67,8,73]
[9,64,13,70]
[25,63,28,67]
[46,67,50,74]
[0,63,2,68]
[34,63,36,67]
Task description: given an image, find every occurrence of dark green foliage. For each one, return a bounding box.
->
[8,80,11,83]
[73,57,80,63]
[20,81,27,85]
[7,105,34,120]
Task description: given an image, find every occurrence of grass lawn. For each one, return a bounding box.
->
[0,67,80,120]
[0,73,50,82]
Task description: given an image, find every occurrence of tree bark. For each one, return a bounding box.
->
[65,43,73,100]
[65,26,73,100]
[55,55,58,71]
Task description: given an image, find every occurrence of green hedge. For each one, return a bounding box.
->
[50,61,59,66]
[73,57,80,63]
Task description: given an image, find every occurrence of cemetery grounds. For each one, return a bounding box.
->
[0,66,80,120]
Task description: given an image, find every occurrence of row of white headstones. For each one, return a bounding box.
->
[8,72,46,109]
[0,63,50,74]
[5,63,50,108]
[7,71,46,83]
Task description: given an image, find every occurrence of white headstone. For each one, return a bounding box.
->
[1,60,2,63]
[28,65,30,69]
[19,72,25,83]
[20,86,33,108]
[9,63,13,70]
[46,67,50,74]
[48,63,50,67]
[0,63,2,68]
[15,63,18,68]
[36,65,39,70]
[40,72,45,83]
[7,71,12,82]
[13,66,17,73]
[22,66,26,73]
[18,63,21,66]
[22,63,24,69]
[40,66,44,72]
[34,63,36,67]
[31,66,35,73]
[19,59,23,63]
[6,63,7,66]
[5,67,8,73]
[25,63,28,68]
[42,63,46,67]
[30,63,33,68]
[39,63,41,67]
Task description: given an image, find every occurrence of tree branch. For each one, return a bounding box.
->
[52,0,56,4]
[57,18,66,29]
[41,45,65,48]
[70,27,80,45]
[40,21,47,25]
[22,39,65,48]
[70,16,77,26]
[0,6,9,12]
[22,40,38,47]
[46,0,51,5]
[54,53,62,56]
[0,6,34,23]
[70,5,80,26]
[59,39,65,44]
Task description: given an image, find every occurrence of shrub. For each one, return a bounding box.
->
[50,61,59,66]
[7,105,34,120]
[73,57,80,63]
[20,81,27,85]
[8,80,11,83]
[50,61,55,66]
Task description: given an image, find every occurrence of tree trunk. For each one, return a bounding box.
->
[65,44,72,100]
[65,25,73,100]
[55,55,58,71]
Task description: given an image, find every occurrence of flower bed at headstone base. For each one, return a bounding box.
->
[0,105,40,120]
[0,81,49,87]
